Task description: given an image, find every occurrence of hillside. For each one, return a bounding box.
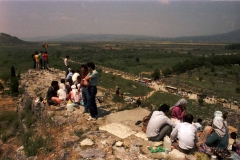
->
[22,29,240,43]
[0,33,32,45]
[173,29,240,43]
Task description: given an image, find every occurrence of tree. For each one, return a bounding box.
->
[10,66,18,95]
[11,66,16,77]
[10,77,19,95]
[151,69,160,80]
[0,82,4,91]
[162,68,172,77]
[198,98,204,106]
[136,57,140,63]
[236,87,240,94]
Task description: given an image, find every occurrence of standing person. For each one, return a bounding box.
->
[136,97,141,107]
[84,62,99,120]
[80,64,89,113]
[42,51,49,69]
[64,55,70,78]
[34,51,39,70]
[147,104,176,141]
[171,98,187,123]
[115,87,120,96]
[171,114,198,154]
[39,52,43,69]
[31,53,36,69]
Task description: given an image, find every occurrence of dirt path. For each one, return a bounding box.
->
[68,59,240,111]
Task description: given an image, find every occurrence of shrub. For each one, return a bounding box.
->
[236,87,240,94]
[112,96,125,103]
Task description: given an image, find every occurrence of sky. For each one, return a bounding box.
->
[0,0,240,39]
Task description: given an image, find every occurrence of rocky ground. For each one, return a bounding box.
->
[1,68,239,160]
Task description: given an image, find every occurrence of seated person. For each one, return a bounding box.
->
[57,83,67,102]
[147,104,176,141]
[230,132,237,152]
[205,115,228,149]
[74,75,81,87]
[194,118,203,132]
[66,69,74,85]
[72,70,80,84]
[171,114,198,154]
[69,85,81,104]
[197,111,229,151]
[171,98,187,123]
[47,81,61,105]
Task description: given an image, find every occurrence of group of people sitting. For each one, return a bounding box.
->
[46,62,99,120]
[146,98,237,159]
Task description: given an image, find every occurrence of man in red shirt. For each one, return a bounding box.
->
[80,64,89,113]
[42,51,49,69]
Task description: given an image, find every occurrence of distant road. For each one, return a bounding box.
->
[67,58,239,111]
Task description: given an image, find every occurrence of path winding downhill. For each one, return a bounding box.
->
[68,59,239,111]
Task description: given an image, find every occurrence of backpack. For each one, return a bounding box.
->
[142,111,154,133]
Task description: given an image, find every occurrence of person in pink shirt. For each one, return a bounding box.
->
[171,98,187,123]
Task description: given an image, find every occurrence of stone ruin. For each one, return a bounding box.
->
[12,68,240,160]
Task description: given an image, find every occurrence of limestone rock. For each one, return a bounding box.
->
[99,123,136,139]
[15,153,27,160]
[129,145,140,154]
[106,137,116,146]
[53,116,67,126]
[169,149,186,160]
[62,135,80,147]
[80,138,94,146]
[79,149,106,158]
[57,149,69,160]
[104,145,113,154]
[113,146,137,159]
[115,141,123,147]
[123,139,131,148]
[16,145,24,153]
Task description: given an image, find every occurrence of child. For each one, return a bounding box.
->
[69,85,81,104]
[194,118,203,132]
[57,83,67,101]
[230,132,237,152]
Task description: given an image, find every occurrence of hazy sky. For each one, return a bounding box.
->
[0,0,240,38]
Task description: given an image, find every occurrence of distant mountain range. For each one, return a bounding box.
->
[0,33,32,45]
[2,29,240,44]
[22,29,240,43]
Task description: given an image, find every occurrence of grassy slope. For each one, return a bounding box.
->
[143,91,231,121]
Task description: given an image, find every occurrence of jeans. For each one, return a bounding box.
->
[43,60,48,69]
[39,59,43,69]
[65,66,69,78]
[33,60,36,69]
[81,87,89,111]
[148,124,172,141]
[87,86,98,118]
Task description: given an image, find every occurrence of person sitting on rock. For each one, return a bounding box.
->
[171,114,198,154]
[57,83,67,102]
[72,70,80,84]
[194,118,203,132]
[66,69,74,85]
[200,111,229,150]
[147,104,176,142]
[47,81,61,105]
[171,98,187,123]
[69,85,81,104]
